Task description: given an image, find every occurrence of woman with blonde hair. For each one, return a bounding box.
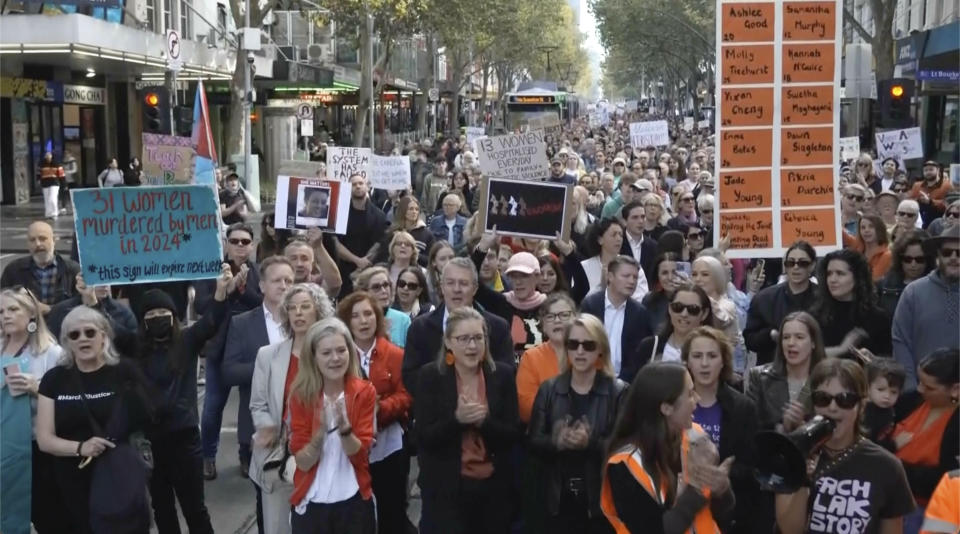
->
[415,307,520,534]
[528,314,627,533]
[287,318,377,534]
[1,287,63,534]
[386,231,425,285]
[691,256,747,376]
[642,194,669,241]
[372,196,434,268]
[353,266,411,348]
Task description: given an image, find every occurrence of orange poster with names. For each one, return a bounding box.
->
[716,0,841,258]
[721,88,775,127]
[721,3,776,42]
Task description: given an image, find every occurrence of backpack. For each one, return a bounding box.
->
[73,369,152,534]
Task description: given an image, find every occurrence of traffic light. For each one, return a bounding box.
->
[876,78,914,129]
[173,105,193,137]
[140,86,170,134]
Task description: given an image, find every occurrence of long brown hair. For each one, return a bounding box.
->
[772,311,827,376]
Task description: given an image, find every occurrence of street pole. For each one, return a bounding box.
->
[366,10,375,151]
[243,0,253,195]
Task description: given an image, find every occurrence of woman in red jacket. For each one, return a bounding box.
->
[337,292,413,534]
[288,317,377,534]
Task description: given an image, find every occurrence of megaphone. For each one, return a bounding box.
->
[753,415,836,493]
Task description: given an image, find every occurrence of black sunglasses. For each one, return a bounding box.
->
[897,211,917,218]
[811,391,860,409]
[228,238,253,246]
[669,302,703,315]
[846,194,865,202]
[396,279,420,291]
[784,258,813,268]
[67,328,98,341]
[946,211,959,219]
[565,339,598,352]
[940,248,960,258]
[687,232,703,239]
[901,255,926,264]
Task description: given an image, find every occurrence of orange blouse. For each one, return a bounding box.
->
[516,342,562,423]
[894,402,956,468]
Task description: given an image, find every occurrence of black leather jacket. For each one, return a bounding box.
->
[745,363,812,432]
[528,372,628,518]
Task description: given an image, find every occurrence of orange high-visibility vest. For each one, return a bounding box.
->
[920,470,960,534]
[601,424,721,534]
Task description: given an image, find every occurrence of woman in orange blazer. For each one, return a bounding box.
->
[338,291,413,534]
[288,318,377,534]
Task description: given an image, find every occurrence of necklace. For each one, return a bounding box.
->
[812,436,864,482]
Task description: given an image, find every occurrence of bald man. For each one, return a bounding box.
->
[1,220,81,305]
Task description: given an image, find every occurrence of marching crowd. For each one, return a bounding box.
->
[1,114,959,534]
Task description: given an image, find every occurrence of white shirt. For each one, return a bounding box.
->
[604,291,627,375]
[661,341,682,363]
[355,343,404,463]
[581,256,650,302]
[445,218,456,243]
[263,304,284,345]
[296,392,359,513]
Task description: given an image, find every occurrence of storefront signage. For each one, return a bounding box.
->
[0,77,60,101]
[917,70,960,82]
[63,85,106,105]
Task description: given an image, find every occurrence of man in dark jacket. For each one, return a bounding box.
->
[402,257,515,399]
[580,255,653,383]
[335,173,387,297]
[1,221,80,307]
[46,276,137,340]
[619,200,659,284]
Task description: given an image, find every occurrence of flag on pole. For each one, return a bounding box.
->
[192,80,218,185]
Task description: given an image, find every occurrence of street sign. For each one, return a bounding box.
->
[296,103,313,120]
[166,29,182,72]
[300,119,314,137]
[428,88,439,102]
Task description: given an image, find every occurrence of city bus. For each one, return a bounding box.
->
[504,88,565,131]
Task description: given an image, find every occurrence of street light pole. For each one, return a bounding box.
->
[243,0,253,198]
[366,9,375,150]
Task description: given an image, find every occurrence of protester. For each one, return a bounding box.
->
[337,293,413,534]
[691,256,746,375]
[0,288,62,534]
[46,274,137,340]
[414,307,520,534]
[428,194,467,252]
[376,196,435,267]
[353,266,410,348]
[425,240,456,305]
[393,265,433,319]
[637,282,715,364]
[283,234,342,295]
[927,198,960,236]
[220,173,249,225]
[516,293,577,423]
[336,174,388,296]
[580,219,626,296]
[845,214,893,280]
[601,361,734,532]
[640,252,682,333]
[619,200,658,282]
[287,318,377,534]
[910,161,951,227]
[528,314,626,534]
[96,157,124,188]
[256,213,292,263]
[774,359,916,533]
[877,230,932,319]
[536,254,571,295]
[1,221,81,306]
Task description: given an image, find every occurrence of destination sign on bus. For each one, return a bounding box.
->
[509,95,556,104]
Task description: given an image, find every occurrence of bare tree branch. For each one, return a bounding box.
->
[843,7,874,44]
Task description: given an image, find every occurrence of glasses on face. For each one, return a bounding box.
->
[687,232,703,240]
[669,302,703,315]
[701,209,713,215]
[845,194,865,203]
[394,242,413,249]
[897,211,918,218]
[452,333,485,346]
[285,303,314,314]
[811,390,860,409]
[940,247,960,258]
[565,339,598,352]
[901,255,926,264]
[229,238,253,246]
[784,258,813,269]
[857,162,870,167]
[543,311,574,322]
[67,328,99,341]
[369,282,391,292]
[681,196,695,203]
[396,279,420,290]
[946,211,960,219]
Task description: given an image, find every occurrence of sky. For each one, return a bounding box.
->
[576,0,605,98]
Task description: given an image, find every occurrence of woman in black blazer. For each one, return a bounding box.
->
[414,307,521,534]
[681,326,762,534]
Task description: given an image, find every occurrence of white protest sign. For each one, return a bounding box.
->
[326,147,372,181]
[475,130,550,182]
[465,126,486,150]
[875,128,923,160]
[698,119,711,130]
[370,155,411,190]
[629,120,670,148]
[683,117,694,131]
[300,119,314,137]
[838,137,860,161]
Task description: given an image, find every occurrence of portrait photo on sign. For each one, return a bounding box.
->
[296,184,331,227]
[480,178,572,241]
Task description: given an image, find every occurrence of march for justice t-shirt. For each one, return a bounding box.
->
[805,439,915,534]
[38,362,134,442]
[692,402,722,447]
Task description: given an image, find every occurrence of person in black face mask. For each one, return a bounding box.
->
[133,264,238,534]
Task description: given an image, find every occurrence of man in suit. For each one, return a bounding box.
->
[219,256,294,531]
[619,199,658,287]
[198,223,266,480]
[402,257,514,399]
[580,255,653,383]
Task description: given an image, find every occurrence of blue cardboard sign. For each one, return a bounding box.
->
[72,185,224,285]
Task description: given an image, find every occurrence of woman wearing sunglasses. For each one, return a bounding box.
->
[681,326,761,534]
[337,293,413,534]
[775,359,915,534]
[601,361,735,533]
[393,266,433,320]
[928,198,960,237]
[638,282,715,365]
[353,266,411,349]
[1,288,63,534]
[877,230,932,320]
[528,314,627,534]
[414,307,520,534]
[517,293,578,424]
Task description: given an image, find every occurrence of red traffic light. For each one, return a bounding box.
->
[144,92,160,106]
[890,85,905,98]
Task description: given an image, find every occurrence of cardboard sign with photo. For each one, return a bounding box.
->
[274,173,350,234]
[479,178,573,241]
[296,184,332,227]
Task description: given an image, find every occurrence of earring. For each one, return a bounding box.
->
[26,319,37,334]
[444,351,455,366]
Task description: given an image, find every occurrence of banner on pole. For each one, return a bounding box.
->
[72,185,222,285]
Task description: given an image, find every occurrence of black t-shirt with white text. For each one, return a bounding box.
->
[806,439,915,534]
